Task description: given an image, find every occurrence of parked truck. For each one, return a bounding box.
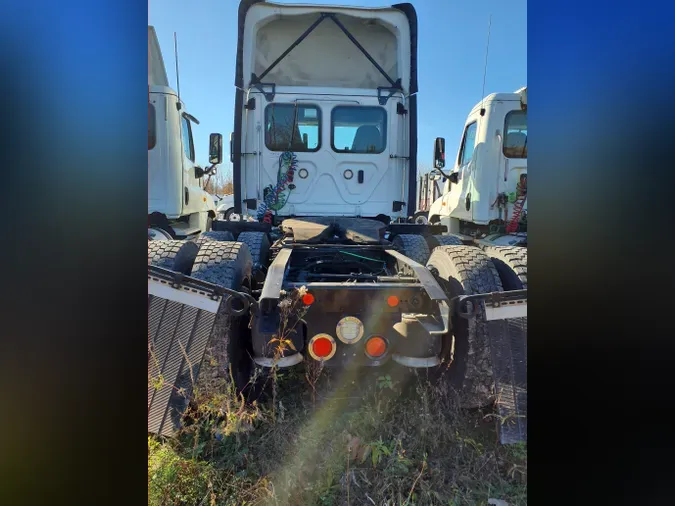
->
[148,26,219,240]
[428,87,527,247]
[147,1,527,445]
[413,170,444,224]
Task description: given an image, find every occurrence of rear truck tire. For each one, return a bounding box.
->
[224,208,234,221]
[426,234,464,251]
[190,241,254,394]
[413,211,429,224]
[392,234,430,265]
[483,246,527,289]
[148,240,200,274]
[426,245,503,409]
[194,230,236,246]
[236,231,271,279]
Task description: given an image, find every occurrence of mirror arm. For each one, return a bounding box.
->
[434,167,454,179]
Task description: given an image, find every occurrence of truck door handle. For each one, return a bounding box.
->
[358,170,364,184]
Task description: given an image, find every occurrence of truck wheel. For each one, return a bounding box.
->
[236,231,271,271]
[413,211,429,224]
[194,230,236,246]
[392,234,430,265]
[426,234,464,251]
[483,246,527,289]
[190,241,254,394]
[426,245,503,409]
[148,240,199,274]
[148,227,172,241]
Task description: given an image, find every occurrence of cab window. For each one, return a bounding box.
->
[181,115,195,161]
[503,110,527,158]
[331,106,387,154]
[265,104,320,152]
[458,122,477,166]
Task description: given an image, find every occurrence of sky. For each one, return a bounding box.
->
[149,0,526,178]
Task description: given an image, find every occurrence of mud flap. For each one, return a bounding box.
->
[148,295,218,437]
[486,316,527,444]
[456,291,527,444]
[148,265,253,437]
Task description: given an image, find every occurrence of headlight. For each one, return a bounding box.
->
[336,316,364,344]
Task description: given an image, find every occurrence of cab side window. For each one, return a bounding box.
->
[503,110,527,158]
[458,122,477,166]
[181,115,195,161]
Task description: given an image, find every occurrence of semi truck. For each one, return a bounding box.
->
[148,26,219,240]
[148,1,527,445]
[428,87,528,247]
[414,170,444,224]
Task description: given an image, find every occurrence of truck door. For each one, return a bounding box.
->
[444,120,477,221]
[179,113,204,216]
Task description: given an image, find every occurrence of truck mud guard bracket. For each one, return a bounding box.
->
[259,247,292,312]
[148,265,255,316]
[454,289,527,321]
[385,248,450,335]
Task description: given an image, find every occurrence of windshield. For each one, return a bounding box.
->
[503,110,527,159]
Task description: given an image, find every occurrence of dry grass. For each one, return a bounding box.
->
[149,363,527,506]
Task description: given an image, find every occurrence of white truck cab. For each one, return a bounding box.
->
[429,87,527,243]
[231,2,418,223]
[148,26,218,239]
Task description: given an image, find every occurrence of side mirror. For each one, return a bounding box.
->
[229,132,234,163]
[433,137,446,169]
[209,133,223,165]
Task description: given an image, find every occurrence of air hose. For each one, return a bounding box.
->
[257,151,297,223]
[506,174,527,233]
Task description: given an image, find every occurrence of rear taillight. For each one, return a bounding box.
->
[365,336,387,358]
[308,334,336,361]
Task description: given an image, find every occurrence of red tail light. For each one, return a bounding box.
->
[308,334,336,361]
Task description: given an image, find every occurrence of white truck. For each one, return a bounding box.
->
[428,87,528,247]
[213,193,235,220]
[413,170,443,224]
[148,26,220,240]
[147,2,527,445]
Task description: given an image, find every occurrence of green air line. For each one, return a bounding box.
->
[338,250,382,263]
